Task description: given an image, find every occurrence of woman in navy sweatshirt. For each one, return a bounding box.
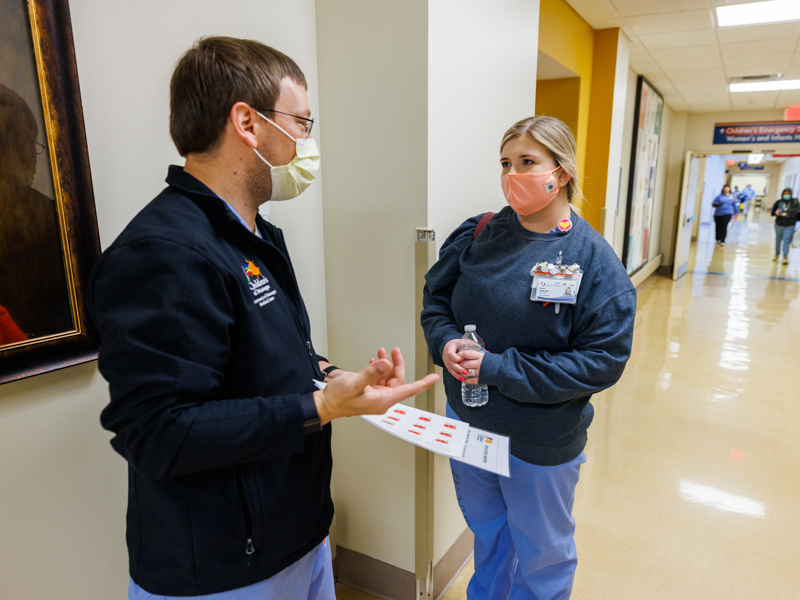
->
[421,116,636,599]
[712,184,738,246]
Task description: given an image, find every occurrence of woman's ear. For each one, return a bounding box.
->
[558,168,572,187]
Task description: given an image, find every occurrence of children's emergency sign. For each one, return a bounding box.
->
[713,122,800,145]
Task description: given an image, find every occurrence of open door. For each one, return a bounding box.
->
[673,152,701,280]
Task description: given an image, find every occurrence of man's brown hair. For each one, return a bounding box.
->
[169,36,307,156]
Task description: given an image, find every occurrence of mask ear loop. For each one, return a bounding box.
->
[252,109,298,168]
[254,110,297,142]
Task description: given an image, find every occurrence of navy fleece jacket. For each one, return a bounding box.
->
[421,207,636,465]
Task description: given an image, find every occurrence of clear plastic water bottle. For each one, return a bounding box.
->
[458,325,489,407]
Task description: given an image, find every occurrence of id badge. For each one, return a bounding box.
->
[531,272,582,304]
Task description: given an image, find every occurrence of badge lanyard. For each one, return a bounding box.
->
[530,250,582,315]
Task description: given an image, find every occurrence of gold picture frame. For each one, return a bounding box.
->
[0,0,100,384]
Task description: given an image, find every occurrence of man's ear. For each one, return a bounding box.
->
[230,102,259,149]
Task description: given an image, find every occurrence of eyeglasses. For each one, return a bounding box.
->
[257,108,314,137]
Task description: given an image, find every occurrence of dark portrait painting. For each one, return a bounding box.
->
[0,0,100,384]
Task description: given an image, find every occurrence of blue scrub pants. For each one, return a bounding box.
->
[128,537,335,600]
[447,404,585,600]
[775,224,794,257]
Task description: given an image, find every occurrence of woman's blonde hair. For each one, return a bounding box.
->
[500,115,584,205]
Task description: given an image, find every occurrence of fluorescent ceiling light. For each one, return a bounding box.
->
[730,79,800,92]
[717,0,800,27]
[747,154,764,164]
[680,481,765,518]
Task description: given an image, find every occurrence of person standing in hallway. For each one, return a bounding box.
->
[421,116,636,600]
[741,183,756,216]
[712,184,738,246]
[88,36,438,600]
[770,188,800,265]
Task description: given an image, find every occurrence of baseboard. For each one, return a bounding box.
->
[433,528,474,600]
[630,253,662,288]
[333,528,474,600]
[335,546,416,600]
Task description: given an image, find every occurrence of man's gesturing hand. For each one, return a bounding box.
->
[313,355,439,425]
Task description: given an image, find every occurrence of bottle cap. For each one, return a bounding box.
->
[464,325,476,332]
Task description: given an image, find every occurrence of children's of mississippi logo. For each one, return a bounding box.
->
[241,260,277,307]
[242,260,263,282]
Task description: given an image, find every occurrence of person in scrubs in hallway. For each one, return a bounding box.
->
[421,116,637,599]
[712,184,738,246]
[771,188,800,265]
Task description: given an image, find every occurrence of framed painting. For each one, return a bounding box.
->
[0,0,100,384]
[622,75,664,276]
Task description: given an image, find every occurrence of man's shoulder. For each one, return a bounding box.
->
[112,186,212,248]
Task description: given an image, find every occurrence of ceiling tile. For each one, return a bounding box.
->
[722,54,793,69]
[630,48,654,63]
[724,63,793,79]
[715,21,800,45]
[649,45,720,63]
[682,92,732,105]
[776,90,800,107]
[675,82,730,95]
[655,81,679,96]
[720,39,798,58]
[627,9,714,36]
[686,101,734,113]
[565,0,620,25]
[655,57,725,73]
[663,68,728,85]
[610,0,713,17]
[730,93,779,111]
[663,96,691,112]
[637,29,718,50]
[630,61,661,74]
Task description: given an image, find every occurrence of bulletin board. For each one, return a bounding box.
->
[622,76,664,276]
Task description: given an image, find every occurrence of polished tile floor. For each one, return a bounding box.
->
[338,212,800,599]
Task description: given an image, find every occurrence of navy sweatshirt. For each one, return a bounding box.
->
[421,207,636,466]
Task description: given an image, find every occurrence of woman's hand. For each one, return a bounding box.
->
[442,338,485,383]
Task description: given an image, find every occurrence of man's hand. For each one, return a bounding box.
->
[313,353,439,425]
[368,347,406,388]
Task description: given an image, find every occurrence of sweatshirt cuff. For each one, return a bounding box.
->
[479,351,504,386]
[300,393,318,422]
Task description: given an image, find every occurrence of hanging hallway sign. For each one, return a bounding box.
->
[713,122,800,144]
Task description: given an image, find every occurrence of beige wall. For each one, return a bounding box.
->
[427,0,540,566]
[315,0,429,573]
[0,2,324,598]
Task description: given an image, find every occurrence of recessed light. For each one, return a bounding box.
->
[717,0,800,27]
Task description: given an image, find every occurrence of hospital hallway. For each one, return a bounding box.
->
[338,210,800,600]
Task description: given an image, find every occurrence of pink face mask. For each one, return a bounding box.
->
[501,166,561,215]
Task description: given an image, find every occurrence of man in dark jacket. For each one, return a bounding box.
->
[88,37,437,599]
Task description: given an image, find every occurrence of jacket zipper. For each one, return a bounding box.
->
[236,470,256,565]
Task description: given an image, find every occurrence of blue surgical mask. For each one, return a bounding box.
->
[783,194,791,200]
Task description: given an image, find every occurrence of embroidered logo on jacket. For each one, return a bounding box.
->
[241,260,277,307]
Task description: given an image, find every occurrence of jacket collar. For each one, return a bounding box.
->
[165,165,273,236]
